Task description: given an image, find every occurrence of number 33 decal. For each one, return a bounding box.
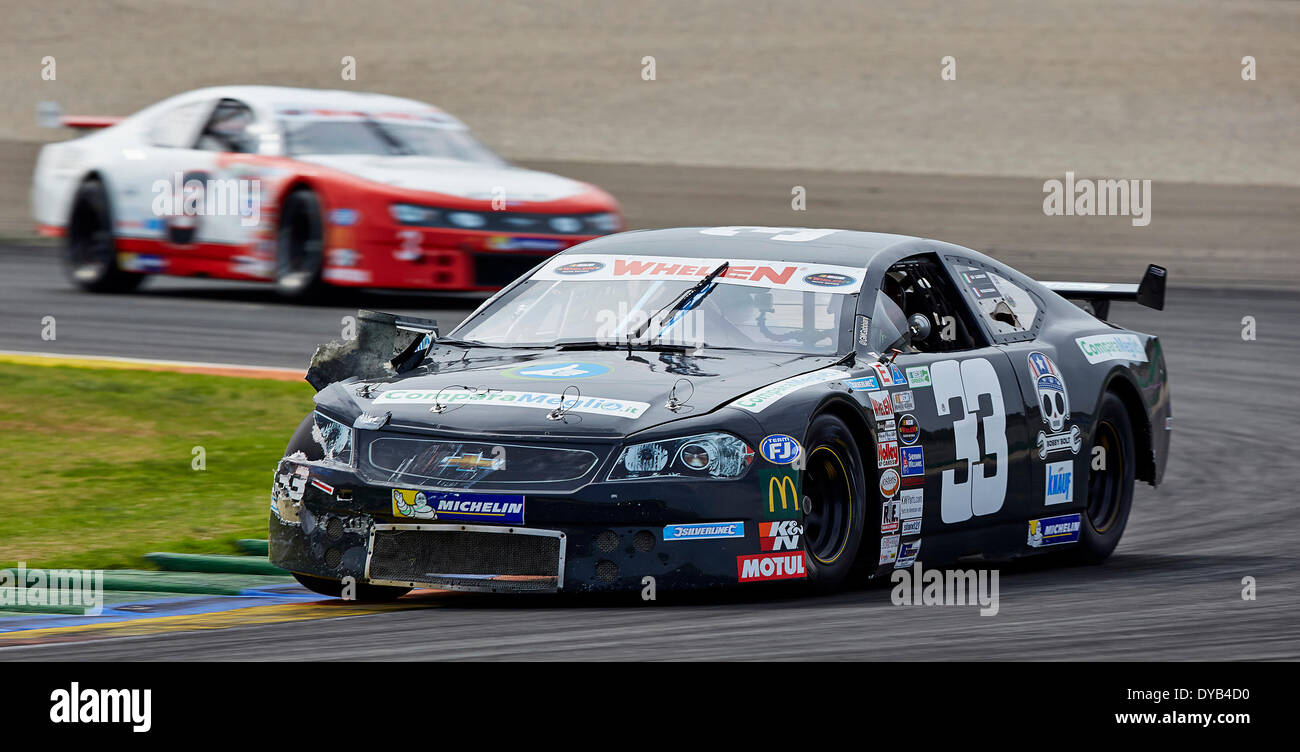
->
[931,358,1007,523]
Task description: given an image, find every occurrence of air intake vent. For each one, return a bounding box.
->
[366,524,565,593]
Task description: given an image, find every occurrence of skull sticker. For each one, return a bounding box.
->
[1028,352,1069,432]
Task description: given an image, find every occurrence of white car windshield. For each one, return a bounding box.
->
[451,254,863,355]
[279,113,503,164]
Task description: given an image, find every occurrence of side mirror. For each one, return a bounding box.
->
[879,314,934,362]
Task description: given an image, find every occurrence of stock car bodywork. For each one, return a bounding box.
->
[30,86,622,299]
[270,227,1170,598]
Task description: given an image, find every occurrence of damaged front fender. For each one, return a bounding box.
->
[304,310,439,391]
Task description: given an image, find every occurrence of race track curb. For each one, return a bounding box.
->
[0,350,304,381]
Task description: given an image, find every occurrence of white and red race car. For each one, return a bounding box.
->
[31,86,623,299]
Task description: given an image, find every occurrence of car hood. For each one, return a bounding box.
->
[296,155,591,202]
[323,347,847,439]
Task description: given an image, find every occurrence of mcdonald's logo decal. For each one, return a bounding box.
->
[759,469,802,520]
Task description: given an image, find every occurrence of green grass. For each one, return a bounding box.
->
[0,362,315,569]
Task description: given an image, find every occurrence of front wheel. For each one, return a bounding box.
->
[1073,391,1137,562]
[799,413,868,591]
[292,573,411,602]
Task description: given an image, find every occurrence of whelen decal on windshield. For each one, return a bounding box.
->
[534,254,865,294]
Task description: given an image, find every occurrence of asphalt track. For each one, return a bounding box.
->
[1,234,1297,658]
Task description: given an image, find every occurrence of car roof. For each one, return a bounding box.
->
[146,86,466,127]
[563,227,979,268]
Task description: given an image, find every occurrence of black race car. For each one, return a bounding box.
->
[269,226,1170,599]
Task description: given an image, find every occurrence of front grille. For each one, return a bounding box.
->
[363,436,600,487]
[473,253,551,287]
[366,524,565,593]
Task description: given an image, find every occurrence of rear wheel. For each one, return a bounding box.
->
[800,414,868,591]
[1073,391,1136,562]
[64,178,146,292]
[291,572,411,602]
[275,188,326,301]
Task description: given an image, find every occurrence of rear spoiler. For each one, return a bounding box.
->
[57,115,122,131]
[36,102,122,131]
[1042,264,1166,319]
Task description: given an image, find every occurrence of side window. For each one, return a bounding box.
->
[873,254,982,353]
[196,99,258,153]
[949,260,1043,342]
[146,100,212,148]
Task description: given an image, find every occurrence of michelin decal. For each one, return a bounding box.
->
[1028,513,1082,547]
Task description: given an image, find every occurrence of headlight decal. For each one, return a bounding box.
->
[390,203,439,226]
[624,443,670,473]
[389,203,619,235]
[311,411,354,465]
[608,432,753,481]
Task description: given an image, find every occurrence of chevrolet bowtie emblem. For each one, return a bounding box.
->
[440,452,504,472]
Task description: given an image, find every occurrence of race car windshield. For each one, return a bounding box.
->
[452,274,857,355]
[280,117,504,164]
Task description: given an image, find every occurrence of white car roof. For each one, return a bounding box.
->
[143,85,467,128]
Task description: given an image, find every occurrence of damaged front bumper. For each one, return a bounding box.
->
[269,457,786,594]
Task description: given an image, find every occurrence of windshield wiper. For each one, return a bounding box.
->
[362,115,414,156]
[555,339,694,352]
[628,262,730,345]
[437,337,584,351]
[433,337,499,348]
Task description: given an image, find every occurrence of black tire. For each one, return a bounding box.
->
[291,572,411,602]
[64,178,146,293]
[275,188,327,301]
[1073,391,1137,562]
[285,413,323,460]
[800,413,869,591]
